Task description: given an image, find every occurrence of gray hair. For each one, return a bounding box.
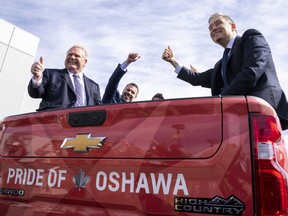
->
[208,13,235,25]
[68,44,88,59]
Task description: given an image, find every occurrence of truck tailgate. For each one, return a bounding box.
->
[0,97,253,215]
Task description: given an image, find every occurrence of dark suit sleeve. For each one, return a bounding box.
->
[221,29,271,95]
[177,66,212,88]
[27,79,41,98]
[27,69,49,98]
[102,64,126,104]
[93,84,103,105]
[83,76,102,106]
[28,68,78,111]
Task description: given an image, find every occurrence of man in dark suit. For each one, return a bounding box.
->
[162,13,288,130]
[28,45,102,111]
[102,52,140,104]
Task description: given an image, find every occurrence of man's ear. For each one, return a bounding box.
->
[83,59,88,67]
[231,23,236,31]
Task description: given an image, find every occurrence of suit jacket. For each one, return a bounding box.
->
[177,29,288,130]
[102,64,126,104]
[28,68,102,111]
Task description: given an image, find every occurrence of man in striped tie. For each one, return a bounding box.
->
[28,45,102,111]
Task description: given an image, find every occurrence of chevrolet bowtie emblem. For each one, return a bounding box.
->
[60,134,107,152]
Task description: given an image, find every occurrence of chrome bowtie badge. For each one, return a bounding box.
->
[60,133,106,152]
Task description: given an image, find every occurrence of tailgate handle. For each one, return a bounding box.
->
[68,110,106,127]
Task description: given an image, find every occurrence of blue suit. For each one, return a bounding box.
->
[177,29,288,129]
[28,68,102,111]
[102,64,126,104]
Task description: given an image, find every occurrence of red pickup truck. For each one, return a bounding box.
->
[0,96,287,216]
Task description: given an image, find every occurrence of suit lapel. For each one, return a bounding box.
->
[225,36,241,81]
[60,69,74,92]
[211,36,241,95]
[83,75,91,104]
[229,36,241,59]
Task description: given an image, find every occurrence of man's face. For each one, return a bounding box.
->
[121,84,138,102]
[65,47,87,73]
[208,16,236,47]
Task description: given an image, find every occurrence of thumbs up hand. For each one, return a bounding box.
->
[162,46,180,69]
[31,56,45,80]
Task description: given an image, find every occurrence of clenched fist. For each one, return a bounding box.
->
[126,52,141,64]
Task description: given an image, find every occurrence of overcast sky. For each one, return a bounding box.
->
[1,0,288,101]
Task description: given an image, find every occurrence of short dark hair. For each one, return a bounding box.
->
[152,93,164,100]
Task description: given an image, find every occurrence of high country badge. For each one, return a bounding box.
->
[175,195,245,215]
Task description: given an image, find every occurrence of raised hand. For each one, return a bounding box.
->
[126,52,141,64]
[190,64,198,72]
[31,56,44,80]
[162,46,179,68]
[162,46,175,62]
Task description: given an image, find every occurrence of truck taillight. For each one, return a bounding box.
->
[251,114,288,215]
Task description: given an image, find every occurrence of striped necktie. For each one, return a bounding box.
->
[73,74,84,107]
[221,48,230,88]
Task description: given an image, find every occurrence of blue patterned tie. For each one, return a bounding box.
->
[73,74,84,107]
[221,48,230,88]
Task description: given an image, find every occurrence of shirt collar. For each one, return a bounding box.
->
[226,36,236,49]
[67,70,84,79]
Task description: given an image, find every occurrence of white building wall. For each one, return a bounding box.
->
[0,19,40,120]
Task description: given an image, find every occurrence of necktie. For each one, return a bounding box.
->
[221,48,230,88]
[73,74,84,107]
